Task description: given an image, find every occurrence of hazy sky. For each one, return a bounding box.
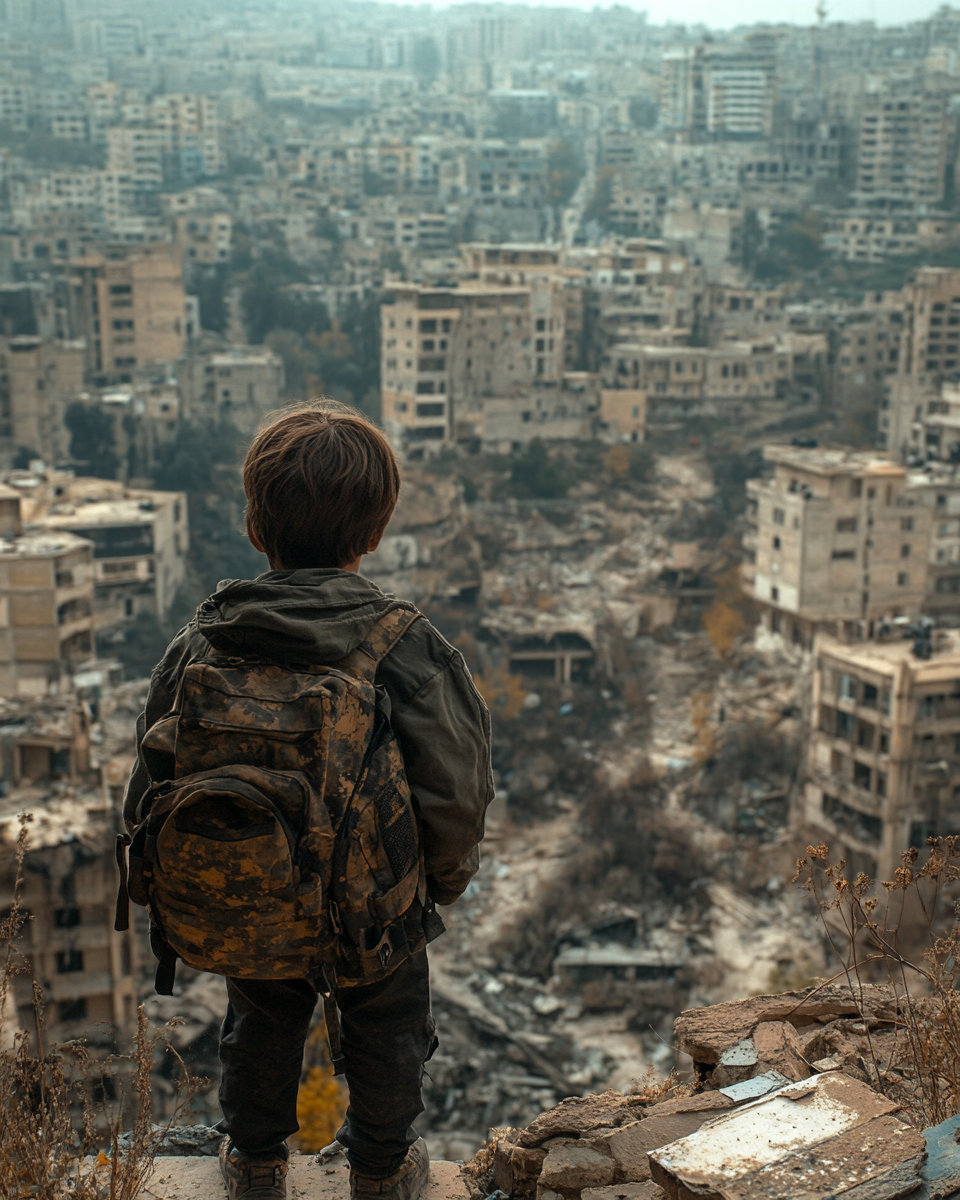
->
[382,0,946,32]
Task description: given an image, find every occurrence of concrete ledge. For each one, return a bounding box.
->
[138,1155,469,1199]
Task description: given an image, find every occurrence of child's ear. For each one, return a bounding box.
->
[246,516,266,554]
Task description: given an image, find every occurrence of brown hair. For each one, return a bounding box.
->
[243,402,400,570]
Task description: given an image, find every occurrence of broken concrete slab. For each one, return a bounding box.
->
[137,1155,469,1199]
[648,1073,921,1200]
[674,984,900,1068]
[719,1116,926,1200]
[915,1113,960,1200]
[519,1091,642,1147]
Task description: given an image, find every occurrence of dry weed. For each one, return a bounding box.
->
[0,814,201,1198]
[795,837,960,1127]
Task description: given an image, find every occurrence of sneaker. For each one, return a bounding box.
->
[349,1137,429,1200]
[219,1137,288,1200]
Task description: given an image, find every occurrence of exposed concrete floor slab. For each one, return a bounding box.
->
[138,1156,469,1199]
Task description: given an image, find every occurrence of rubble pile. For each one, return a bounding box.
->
[464,985,960,1200]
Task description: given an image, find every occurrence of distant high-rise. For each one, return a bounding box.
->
[854,79,950,210]
[659,36,777,140]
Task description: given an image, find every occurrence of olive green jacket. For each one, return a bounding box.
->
[123,568,494,906]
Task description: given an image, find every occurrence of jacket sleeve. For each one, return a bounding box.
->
[383,626,494,906]
[122,622,206,831]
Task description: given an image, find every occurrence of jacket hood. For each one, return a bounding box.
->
[195,569,405,663]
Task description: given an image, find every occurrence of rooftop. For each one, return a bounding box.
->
[763,445,904,477]
[33,498,167,529]
[816,631,960,681]
[0,530,91,558]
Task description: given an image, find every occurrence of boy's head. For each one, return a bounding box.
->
[243,402,400,571]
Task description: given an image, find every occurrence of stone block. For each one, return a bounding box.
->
[596,1122,651,1182]
[493,1141,547,1197]
[751,1020,810,1082]
[539,1144,617,1191]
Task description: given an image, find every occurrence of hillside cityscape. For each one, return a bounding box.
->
[5,0,960,1179]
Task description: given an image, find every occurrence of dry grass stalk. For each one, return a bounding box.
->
[0,814,201,1199]
[795,836,960,1128]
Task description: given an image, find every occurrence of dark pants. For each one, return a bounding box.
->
[218,950,436,1179]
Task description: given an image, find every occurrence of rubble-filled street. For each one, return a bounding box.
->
[353,456,828,1158]
[0,446,827,1160]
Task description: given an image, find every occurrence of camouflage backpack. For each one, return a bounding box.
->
[115,606,429,1025]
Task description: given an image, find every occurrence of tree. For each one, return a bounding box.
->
[547,141,583,207]
[189,266,228,334]
[64,404,119,479]
[583,166,617,228]
[508,440,570,499]
[629,95,658,129]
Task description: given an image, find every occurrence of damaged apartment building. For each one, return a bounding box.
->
[379,240,832,457]
[0,469,186,698]
[742,442,960,883]
[803,629,960,881]
[0,679,145,1051]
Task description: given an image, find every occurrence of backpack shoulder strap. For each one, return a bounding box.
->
[336,606,421,682]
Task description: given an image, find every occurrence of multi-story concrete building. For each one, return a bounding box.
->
[906,467,960,617]
[106,126,165,191]
[803,631,960,881]
[171,212,231,265]
[381,279,566,448]
[179,345,285,434]
[658,37,777,140]
[879,268,960,460]
[919,378,960,464]
[0,741,138,1048]
[23,476,188,630]
[68,246,186,384]
[743,446,931,646]
[603,333,824,422]
[823,215,956,263]
[599,388,646,442]
[466,139,548,241]
[854,80,950,210]
[0,487,95,698]
[0,336,85,469]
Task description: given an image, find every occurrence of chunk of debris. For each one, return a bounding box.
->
[648,1072,926,1200]
[674,983,901,1087]
[915,1113,960,1200]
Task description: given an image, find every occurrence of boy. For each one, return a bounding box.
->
[124,403,493,1200]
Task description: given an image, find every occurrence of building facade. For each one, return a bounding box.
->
[743,446,930,645]
[803,632,960,881]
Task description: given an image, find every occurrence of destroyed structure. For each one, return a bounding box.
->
[804,631,960,882]
[0,472,187,697]
[8,2,960,1179]
[0,679,144,1051]
[459,983,960,1200]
